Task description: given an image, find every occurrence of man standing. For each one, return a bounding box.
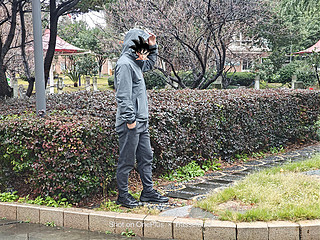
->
[114,28,169,208]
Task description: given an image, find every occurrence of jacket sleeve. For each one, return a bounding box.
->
[142,44,158,72]
[115,64,136,124]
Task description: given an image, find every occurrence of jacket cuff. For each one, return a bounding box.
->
[149,44,157,50]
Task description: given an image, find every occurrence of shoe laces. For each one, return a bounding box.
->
[127,193,138,202]
[145,189,160,196]
[120,192,138,202]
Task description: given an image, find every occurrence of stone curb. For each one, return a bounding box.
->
[1,202,320,239]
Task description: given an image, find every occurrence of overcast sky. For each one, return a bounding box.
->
[76,11,106,28]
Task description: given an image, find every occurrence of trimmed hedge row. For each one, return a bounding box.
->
[0,114,117,203]
[149,89,320,171]
[0,89,319,201]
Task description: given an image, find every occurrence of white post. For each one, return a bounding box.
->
[57,78,63,94]
[254,75,260,90]
[12,74,18,98]
[213,76,223,89]
[86,76,91,91]
[292,75,297,89]
[93,77,98,91]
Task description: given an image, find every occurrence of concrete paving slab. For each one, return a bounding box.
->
[17,204,40,224]
[189,207,217,219]
[144,215,176,239]
[114,213,146,236]
[89,211,118,233]
[166,191,197,199]
[204,220,236,240]
[40,206,64,227]
[268,221,299,240]
[237,222,268,240]
[299,220,320,240]
[159,205,191,217]
[0,202,17,220]
[173,217,203,240]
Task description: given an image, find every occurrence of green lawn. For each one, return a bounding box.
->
[17,75,113,93]
[195,155,320,222]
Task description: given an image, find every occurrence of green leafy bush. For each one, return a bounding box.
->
[226,72,255,86]
[148,89,320,171]
[276,61,317,86]
[163,161,205,181]
[18,194,71,207]
[176,71,195,88]
[277,62,297,84]
[0,191,19,202]
[144,70,166,90]
[108,75,115,89]
[0,113,117,203]
[0,89,319,200]
[107,70,166,90]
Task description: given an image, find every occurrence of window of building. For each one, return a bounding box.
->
[242,59,253,71]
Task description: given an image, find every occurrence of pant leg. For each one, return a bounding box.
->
[136,123,154,192]
[116,123,139,195]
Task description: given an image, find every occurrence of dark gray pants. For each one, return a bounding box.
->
[116,121,153,195]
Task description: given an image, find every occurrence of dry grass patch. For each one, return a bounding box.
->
[195,155,320,222]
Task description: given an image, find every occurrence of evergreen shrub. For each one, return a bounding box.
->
[107,70,166,90]
[107,75,115,89]
[144,70,166,90]
[0,89,319,201]
[0,114,117,203]
[226,72,255,86]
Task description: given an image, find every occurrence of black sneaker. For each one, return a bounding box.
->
[116,193,143,208]
[140,189,169,203]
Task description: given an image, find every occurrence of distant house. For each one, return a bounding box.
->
[40,29,114,77]
[227,33,270,72]
[52,55,113,76]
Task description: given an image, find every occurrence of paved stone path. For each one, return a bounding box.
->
[164,144,320,201]
[157,144,320,218]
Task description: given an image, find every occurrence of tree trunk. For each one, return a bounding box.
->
[19,2,34,97]
[26,77,35,97]
[44,19,58,87]
[0,0,18,98]
[0,64,12,98]
[98,65,102,78]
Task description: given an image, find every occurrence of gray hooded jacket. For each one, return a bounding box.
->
[115,29,158,127]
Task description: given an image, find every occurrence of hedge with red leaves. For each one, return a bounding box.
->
[0,89,319,201]
[0,114,117,202]
[148,89,320,171]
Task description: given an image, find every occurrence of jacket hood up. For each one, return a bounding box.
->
[121,28,151,58]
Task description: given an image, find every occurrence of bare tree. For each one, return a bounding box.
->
[0,0,21,98]
[19,0,35,97]
[108,0,268,89]
[43,0,104,87]
[1,0,35,98]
